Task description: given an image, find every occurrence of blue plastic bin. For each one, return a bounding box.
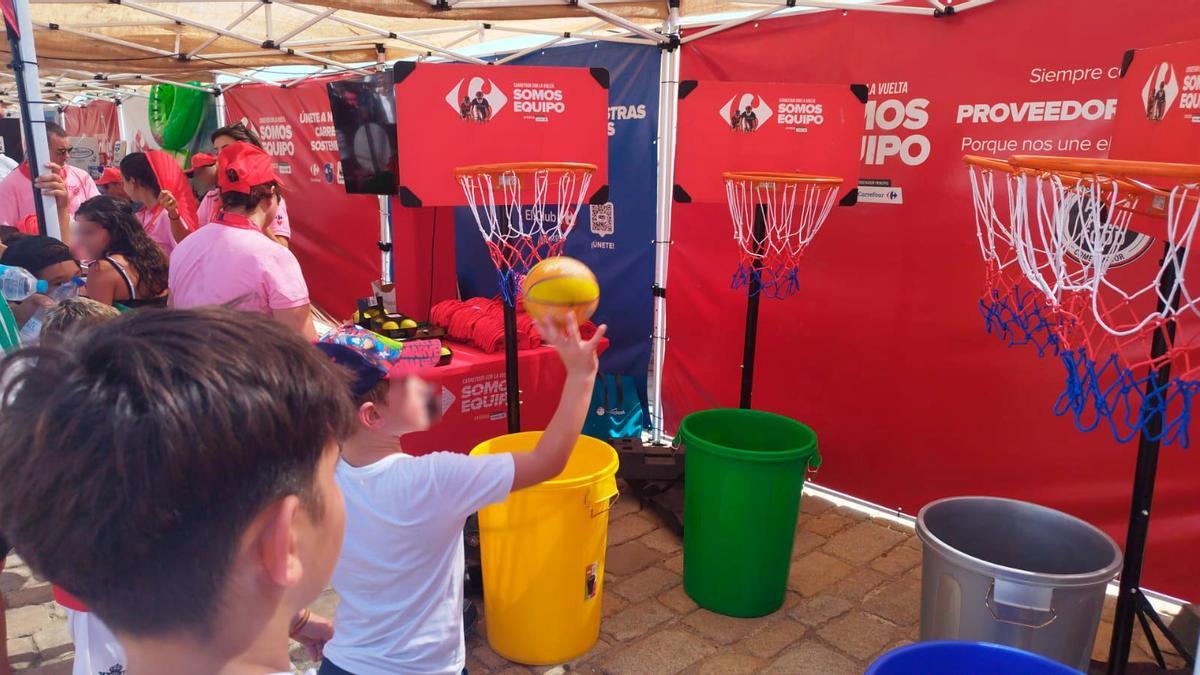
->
[866,641,1083,675]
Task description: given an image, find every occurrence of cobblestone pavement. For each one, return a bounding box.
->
[4,490,1186,674]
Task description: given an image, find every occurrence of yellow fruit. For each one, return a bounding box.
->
[400,319,419,329]
[381,321,400,331]
[441,347,452,356]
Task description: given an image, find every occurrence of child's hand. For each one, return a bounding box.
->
[538,313,605,378]
[294,611,334,661]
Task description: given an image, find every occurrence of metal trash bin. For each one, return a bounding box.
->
[916,496,1122,672]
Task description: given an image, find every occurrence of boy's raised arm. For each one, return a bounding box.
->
[511,315,606,492]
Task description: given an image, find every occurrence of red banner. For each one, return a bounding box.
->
[674,80,865,204]
[392,62,609,206]
[225,79,458,320]
[667,0,1200,600]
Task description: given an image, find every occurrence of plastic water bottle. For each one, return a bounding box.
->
[0,264,48,302]
[48,277,83,302]
[16,277,84,345]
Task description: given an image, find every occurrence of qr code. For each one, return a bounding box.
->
[590,202,614,237]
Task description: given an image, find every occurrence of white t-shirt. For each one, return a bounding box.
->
[323,451,515,675]
[0,155,17,180]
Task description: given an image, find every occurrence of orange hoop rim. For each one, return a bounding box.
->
[963,154,1184,201]
[454,161,597,178]
[963,154,1023,174]
[722,171,843,186]
[1008,155,1200,181]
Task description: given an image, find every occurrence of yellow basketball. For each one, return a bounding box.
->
[521,256,600,326]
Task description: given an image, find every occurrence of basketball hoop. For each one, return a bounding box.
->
[966,153,1200,446]
[964,155,1062,356]
[723,171,842,300]
[456,162,596,305]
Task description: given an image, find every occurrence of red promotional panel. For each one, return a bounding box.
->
[1111,37,1200,163]
[392,62,609,206]
[225,78,381,317]
[402,343,568,456]
[667,0,1200,600]
[674,80,865,203]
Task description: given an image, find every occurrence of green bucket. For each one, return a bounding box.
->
[681,408,820,617]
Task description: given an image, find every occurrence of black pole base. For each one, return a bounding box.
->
[739,206,768,409]
[502,296,520,434]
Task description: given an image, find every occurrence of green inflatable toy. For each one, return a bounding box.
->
[148,83,209,151]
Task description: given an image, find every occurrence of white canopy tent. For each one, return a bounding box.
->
[1,0,997,108]
[2,0,998,438]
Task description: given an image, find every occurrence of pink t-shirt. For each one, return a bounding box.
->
[0,164,100,231]
[197,190,292,240]
[168,213,309,315]
[137,206,177,257]
[196,189,219,228]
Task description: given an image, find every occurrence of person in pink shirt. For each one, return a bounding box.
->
[0,123,99,234]
[94,166,132,203]
[169,142,315,339]
[210,123,291,247]
[187,152,219,224]
[119,151,199,256]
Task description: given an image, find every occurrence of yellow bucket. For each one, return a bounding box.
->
[471,432,619,665]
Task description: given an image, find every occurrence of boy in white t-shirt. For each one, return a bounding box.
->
[315,316,605,675]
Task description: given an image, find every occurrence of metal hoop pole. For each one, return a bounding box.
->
[1106,241,1194,674]
[739,205,767,409]
[496,207,521,433]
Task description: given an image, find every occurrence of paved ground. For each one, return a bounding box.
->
[4,488,1187,674]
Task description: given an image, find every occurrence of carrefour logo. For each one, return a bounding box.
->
[721,93,773,132]
[446,77,508,123]
[1142,62,1179,122]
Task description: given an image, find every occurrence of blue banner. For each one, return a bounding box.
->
[455,42,661,389]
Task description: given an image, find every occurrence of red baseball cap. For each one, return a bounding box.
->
[96,167,123,185]
[184,152,216,176]
[216,142,283,194]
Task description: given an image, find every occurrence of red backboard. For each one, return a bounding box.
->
[392,62,609,207]
[673,80,867,204]
[1110,37,1200,163]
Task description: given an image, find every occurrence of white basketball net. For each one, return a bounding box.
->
[965,154,1200,446]
[457,164,594,304]
[724,174,841,300]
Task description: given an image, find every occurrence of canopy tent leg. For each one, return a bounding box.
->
[4,0,60,239]
[649,2,681,445]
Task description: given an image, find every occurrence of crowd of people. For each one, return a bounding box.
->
[0,122,310,334]
[0,118,608,675]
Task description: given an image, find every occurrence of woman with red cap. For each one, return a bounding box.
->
[209,123,291,247]
[118,150,199,256]
[168,142,314,338]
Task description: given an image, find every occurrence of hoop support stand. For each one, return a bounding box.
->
[739,205,767,409]
[497,208,522,434]
[1107,241,1194,674]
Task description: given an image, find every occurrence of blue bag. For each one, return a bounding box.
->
[582,373,646,440]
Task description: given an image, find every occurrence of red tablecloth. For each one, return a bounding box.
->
[402,339,605,456]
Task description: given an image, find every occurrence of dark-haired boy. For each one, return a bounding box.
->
[0,307,355,674]
[315,317,604,675]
